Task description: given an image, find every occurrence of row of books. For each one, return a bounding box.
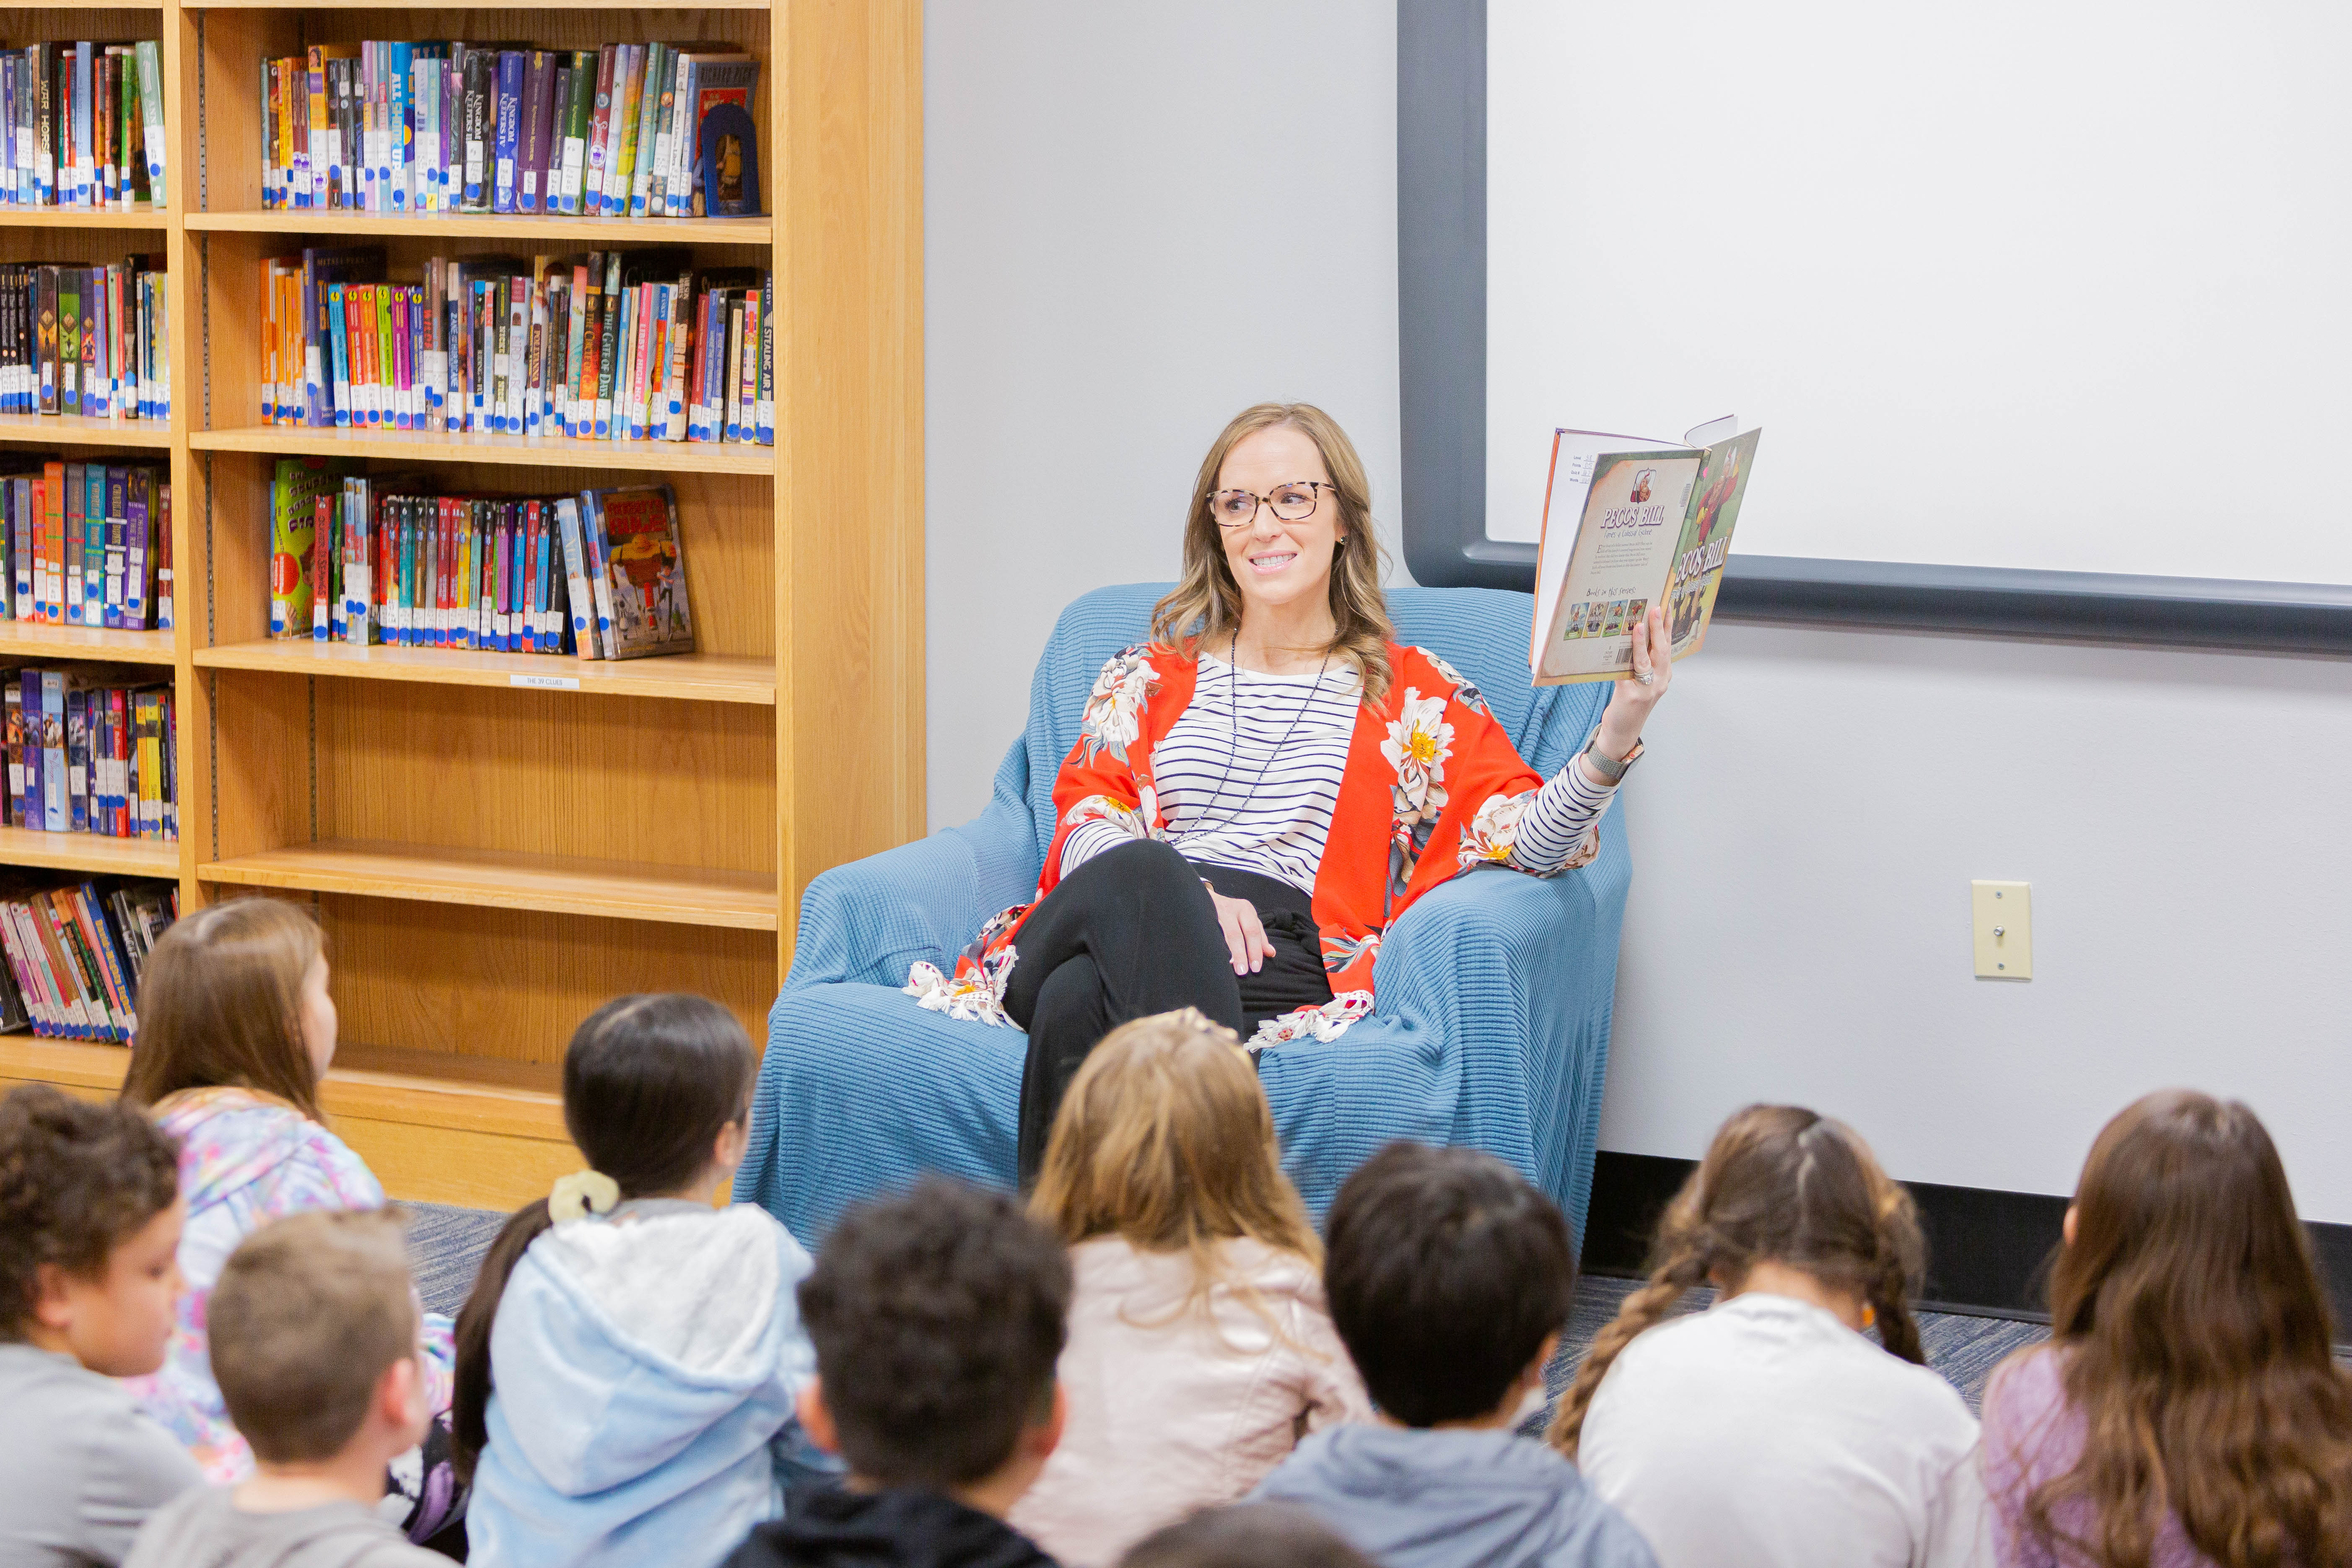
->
[268,464,692,659]
[0,262,170,422]
[0,461,171,631]
[3,667,177,841]
[0,43,166,210]
[0,462,172,630]
[260,249,775,446]
[259,41,760,218]
[0,878,176,1041]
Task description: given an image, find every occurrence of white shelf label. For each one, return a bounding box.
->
[509,673,581,691]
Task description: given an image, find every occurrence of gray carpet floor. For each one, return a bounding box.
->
[399,1202,2050,1416]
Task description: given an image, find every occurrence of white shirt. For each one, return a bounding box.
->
[1061,654,1618,894]
[1577,1292,1994,1568]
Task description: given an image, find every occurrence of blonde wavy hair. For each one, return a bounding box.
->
[1031,1008,1320,1322]
[1149,403,1398,705]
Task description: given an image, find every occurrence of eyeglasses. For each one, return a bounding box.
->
[1206,481,1334,530]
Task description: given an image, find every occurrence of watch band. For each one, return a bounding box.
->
[1579,736,1644,785]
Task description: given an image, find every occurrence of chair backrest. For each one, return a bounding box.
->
[1017,583,1609,858]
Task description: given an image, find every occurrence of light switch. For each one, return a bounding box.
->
[1971,881,2031,979]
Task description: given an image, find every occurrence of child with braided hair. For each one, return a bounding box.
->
[1549,1105,1992,1568]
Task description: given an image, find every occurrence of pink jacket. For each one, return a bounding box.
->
[1009,1235,1372,1567]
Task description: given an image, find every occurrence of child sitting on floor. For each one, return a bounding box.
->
[0,1086,200,1567]
[1253,1142,1655,1568]
[117,898,460,1540]
[1011,1007,1368,1566]
[729,1177,1071,1568]
[124,1210,448,1568]
[454,993,826,1568]
[1979,1090,2352,1568]
[1551,1104,1988,1568]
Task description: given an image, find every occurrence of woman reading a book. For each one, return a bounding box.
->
[905,402,1673,1184]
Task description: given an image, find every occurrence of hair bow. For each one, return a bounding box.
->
[548,1169,621,1224]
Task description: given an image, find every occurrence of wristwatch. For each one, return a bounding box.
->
[1579,736,1645,785]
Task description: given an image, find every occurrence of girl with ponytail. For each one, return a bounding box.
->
[454,995,828,1568]
[1551,1104,1990,1568]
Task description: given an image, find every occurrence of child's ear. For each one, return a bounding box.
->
[1027,1380,1067,1463]
[796,1377,840,1454]
[2062,1205,2078,1248]
[30,1261,85,1334]
[379,1355,428,1448]
[713,1116,751,1182]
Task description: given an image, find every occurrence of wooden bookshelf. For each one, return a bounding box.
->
[0,823,180,876]
[185,208,773,244]
[200,840,781,928]
[190,424,778,474]
[0,622,175,662]
[0,201,165,226]
[195,640,776,703]
[0,412,174,448]
[0,0,924,1210]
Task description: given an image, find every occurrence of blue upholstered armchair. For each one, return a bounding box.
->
[734,583,1633,1248]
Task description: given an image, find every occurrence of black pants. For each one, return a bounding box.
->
[1006,838,1332,1185]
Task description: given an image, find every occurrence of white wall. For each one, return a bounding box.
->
[1609,623,2352,1221]
[925,0,1405,830]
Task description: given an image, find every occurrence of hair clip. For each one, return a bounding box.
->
[549,1169,620,1224]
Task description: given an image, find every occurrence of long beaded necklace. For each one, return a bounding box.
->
[1173,630,1335,849]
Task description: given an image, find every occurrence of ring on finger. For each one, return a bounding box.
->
[1634,667,1656,686]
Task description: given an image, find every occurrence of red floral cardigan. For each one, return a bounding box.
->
[903,641,1596,1042]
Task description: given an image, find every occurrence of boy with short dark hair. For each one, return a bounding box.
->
[1252,1143,1657,1568]
[0,1084,200,1568]
[123,1209,446,1568]
[729,1178,1071,1568]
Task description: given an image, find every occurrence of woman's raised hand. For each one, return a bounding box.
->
[1593,604,1673,763]
[1208,889,1276,976]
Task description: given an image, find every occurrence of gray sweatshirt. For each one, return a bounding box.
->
[121,1489,444,1568]
[1251,1427,1659,1568]
[0,1342,202,1568]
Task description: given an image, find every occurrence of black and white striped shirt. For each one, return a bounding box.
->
[1061,653,1619,894]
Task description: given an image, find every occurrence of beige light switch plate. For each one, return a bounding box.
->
[1972,881,2032,979]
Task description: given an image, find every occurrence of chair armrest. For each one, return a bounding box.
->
[785,739,1046,993]
[1372,814,1630,1045]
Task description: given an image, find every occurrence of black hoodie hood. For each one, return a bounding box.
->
[731,1486,1057,1568]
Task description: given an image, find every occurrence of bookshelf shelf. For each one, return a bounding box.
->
[0,623,176,663]
[182,0,764,8]
[0,203,165,227]
[184,209,773,244]
[0,824,181,878]
[195,640,777,704]
[0,414,173,449]
[199,839,781,929]
[190,425,776,475]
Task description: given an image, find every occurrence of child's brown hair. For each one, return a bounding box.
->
[1030,1007,1320,1313]
[207,1208,419,1463]
[1547,1103,1924,1457]
[2012,1089,2352,1568]
[0,1083,181,1338]
[121,897,324,1122]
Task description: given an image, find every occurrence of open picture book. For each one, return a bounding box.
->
[1529,416,1762,684]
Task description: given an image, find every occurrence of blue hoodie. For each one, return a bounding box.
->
[467,1200,828,1568]
[1252,1427,1658,1568]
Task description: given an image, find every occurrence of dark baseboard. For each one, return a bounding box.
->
[1583,1151,2352,1332]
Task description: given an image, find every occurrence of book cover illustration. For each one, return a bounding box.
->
[1530,419,1761,684]
[686,55,759,217]
[589,484,692,658]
